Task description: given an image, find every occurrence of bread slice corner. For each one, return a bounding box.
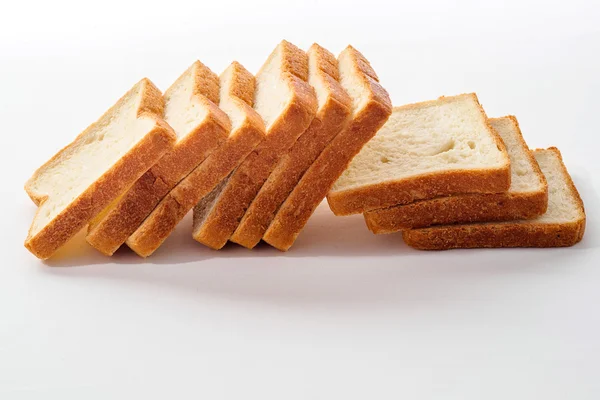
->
[25,78,176,259]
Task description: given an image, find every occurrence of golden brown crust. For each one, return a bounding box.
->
[263,46,393,251]
[230,44,352,249]
[326,93,512,216]
[24,79,176,259]
[192,41,318,250]
[403,147,586,250]
[364,115,548,233]
[85,62,230,256]
[126,62,266,257]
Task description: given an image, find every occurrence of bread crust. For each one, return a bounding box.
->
[403,147,586,250]
[263,46,393,251]
[24,79,176,259]
[86,61,230,256]
[229,44,353,249]
[364,115,548,233]
[192,41,318,250]
[326,93,512,216]
[126,62,266,257]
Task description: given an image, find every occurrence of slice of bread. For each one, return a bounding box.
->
[229,44,353,249]
[326,93,511,215]
[192,40,318,250]
[24,79,176,259]
[403,148,585,249]
[263,46,393,251]
[125,61,266,257]
[86,61,230,256]
[364,116,548,233]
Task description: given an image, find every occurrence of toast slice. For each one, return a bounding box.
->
[364,116,548,233]
[326,93,511,215]
[192,40,318,250]
[125,61,266,257]
[86,61,230,255]
[229,44,353,249]
[403,148,585,250]
[263,46,393,251]
[24,79,176,259]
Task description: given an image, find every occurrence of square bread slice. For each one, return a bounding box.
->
[262,46,393,251]
[364,115,548,233]
[326,93,511,215]
[192,40,318,250]
[86,61,230,256]
[229,43,353,249]
[125,61,266,257]
[403,148,586,249]
[24,79,176,259]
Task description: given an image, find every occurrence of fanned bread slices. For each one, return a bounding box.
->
[263,46,393,251]
[192,40,318,250]
[403,148,585,250]
[365,116,548,233]
[230,44,353,249]
[125,61,266,257]
[86,61,230,255]
[24,79,176,259]
[327,93,511,216]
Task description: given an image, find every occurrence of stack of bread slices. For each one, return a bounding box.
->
[24,41,585,260]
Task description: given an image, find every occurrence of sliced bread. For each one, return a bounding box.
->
[229,43,353,249]
[326,93,511,215]
[364,116,548,233]
[24,79,176,259]
[263,46,393,251]
[403,148,585,249]
[86,61,230,255]
[192,40,318,250]
[125,61,266,257]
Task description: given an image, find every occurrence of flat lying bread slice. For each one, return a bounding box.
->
[263,46,393,251]
[229,43,353,249]
[403,148,585,249]
[24,79,176,259]
[125,61,266,257]
[86,61,230,255]
[365,116,548,233]
[327,93,511,215]
[192,40,318,250]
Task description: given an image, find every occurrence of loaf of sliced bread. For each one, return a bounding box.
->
[25,79,176,259]
[403,148,585,249]
[229,43,353,249]
[192,40,318,250]
[86,61,230,255]
[126,61,266,257]
[326,93,511,215]
[263,46,393,251]
[364,116,547,233]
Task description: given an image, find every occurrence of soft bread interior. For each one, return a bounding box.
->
[28,82,156,237]
[163,62,210,140]
[535,150,583,223]
[253,44,292,130]
[490,117,544,193]
[308,48,332,111]
[218,64,246,130]
[337,47,371,115]
[331,94,506,192]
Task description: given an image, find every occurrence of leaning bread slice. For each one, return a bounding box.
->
[86,61,230,255]
[263,45,393,251]
[24,79,176,259]
[403,148,585,249]
[192,40,318,250]
[326,93,511,215]
[125,61,266,257]
[364,116,548,233]
[230,43,353,249]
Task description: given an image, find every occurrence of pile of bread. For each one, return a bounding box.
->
[24,41,586,260]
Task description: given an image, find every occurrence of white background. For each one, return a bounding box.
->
[1,0,599,398]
